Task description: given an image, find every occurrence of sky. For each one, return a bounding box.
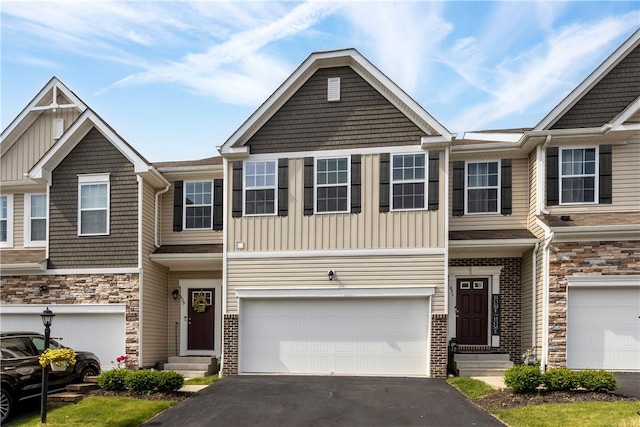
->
[1,1,638,163]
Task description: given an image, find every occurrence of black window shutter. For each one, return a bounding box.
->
[501,159,512,215]
[379,153,390,212]
[599,145,612,204]
[303,157,314,216]
[213,179,223,230]
[173,180,183,232]
[278,158,289,216]
[351,155,361,213]
[546,147,559,206]
[428,151,439,210]
[232,161,243,218]
[452,161,465,216]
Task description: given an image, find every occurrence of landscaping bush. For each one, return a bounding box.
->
[97,369,131,391]
[125,370,161,394]
[157,371,185,393]
[504,365,542,393]
[542,368,579,391]
[577,369,617,392]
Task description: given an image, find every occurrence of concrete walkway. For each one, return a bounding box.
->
[473,376,506,390]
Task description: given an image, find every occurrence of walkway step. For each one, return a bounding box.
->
[49,392,84,403]
[168,356,216,364]
[66,383,99,393]
[454,353,511,361]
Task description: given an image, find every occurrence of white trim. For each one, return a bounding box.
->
[230,145,424,162]
[0,304,127,314]
[77,173,110,236]
[149,253,223,262]
[243,160,277,216]
[183,180,215,228]
[390,152,428,211]
[137,175,144,269]
[0,194,13,248]
[314,155,351,214]
[449,239,539,247]
[45,267,140,275]
[236,286,436,299]
[610,96,640,129]
[0,261,47,275]
[24,193,47,247]
[567,275,640,287]
[227,247,446,259]
[464,159,501,215]
[443,146,450,316]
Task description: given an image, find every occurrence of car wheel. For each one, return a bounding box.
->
[0,388,13,424]
[81,367,99,382]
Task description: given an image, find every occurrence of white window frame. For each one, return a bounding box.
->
[390,152,428,211]
[315,156,350,214]
[465,160,500,215]
[243,160,278,216]
[560,146,598,205]
[183,181,214,229]
[0,194,13,248]
[24,193,47,247]
[78,174,110,236]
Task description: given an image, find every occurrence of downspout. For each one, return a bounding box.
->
[537,135,552,215]
[531,241,539,351]
[541,231,554,372]
[220,156,229,377]
[137,175,144,367]
[154,183,171,248]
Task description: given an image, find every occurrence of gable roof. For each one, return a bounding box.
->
[1,77,87,156]
[535,29,640,131]
[219,49,453,157]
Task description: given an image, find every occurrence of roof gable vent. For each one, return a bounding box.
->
[53,118,64,139]
[327,77,341,102]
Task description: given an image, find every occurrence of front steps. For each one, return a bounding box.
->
[162,356,218,378]
[49,377,99,403]
[454,353,513,377]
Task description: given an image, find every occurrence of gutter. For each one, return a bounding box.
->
[154,183,171,248]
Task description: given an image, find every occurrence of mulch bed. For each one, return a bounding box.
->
[475,389,640,411]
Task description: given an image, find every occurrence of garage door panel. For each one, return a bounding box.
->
[240,297,430,376]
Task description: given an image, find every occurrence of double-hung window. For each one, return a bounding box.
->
[560,148,596,204]
[244,161,276,215]
[316,157,349,213]
[78,174,109,236]
[0,195,12,247]
[466,161,499,214]
[392,153,426,210]
[26,194,47,246]
[184,181,213,229]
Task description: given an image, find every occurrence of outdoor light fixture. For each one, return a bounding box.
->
[39,285,49,293]
[172,289,180,300]
[40,307,55,423]
[327,270,335,281]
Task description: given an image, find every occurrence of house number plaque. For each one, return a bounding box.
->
[491,294,500,335]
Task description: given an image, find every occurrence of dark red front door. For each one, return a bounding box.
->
[188,289,215,350]
[456,278,489,345]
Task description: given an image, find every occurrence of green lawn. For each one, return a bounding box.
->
[447,376,496,398]
[184,374,221,386]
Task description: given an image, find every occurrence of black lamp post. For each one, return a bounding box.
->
[40,307,55,423]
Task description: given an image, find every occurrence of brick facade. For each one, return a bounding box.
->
[222,314,239,376]
[547,240,640,367]
[449,258,522,362]
[0,273,140,367]
[430,313,448,378]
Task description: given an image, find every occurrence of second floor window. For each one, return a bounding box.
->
[392,153,426,210]
[245,161,276,215]
[78,174,109,236]
[561,148,596,204]
[26,194,47,245]
[185,181,213,229]
[466,161,499,214]
[316,157,349,213]
[0,195,11,246]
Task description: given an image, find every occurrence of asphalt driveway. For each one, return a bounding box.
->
[615,372,640,398]
[141,375,503,427]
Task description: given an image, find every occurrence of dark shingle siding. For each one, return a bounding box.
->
[48,127,138,269]
[247,67,427,154]
[551,46,640,129]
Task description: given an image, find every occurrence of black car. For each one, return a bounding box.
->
[0,331,101,423]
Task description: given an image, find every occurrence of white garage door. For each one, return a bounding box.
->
[239,297,430,376]
[567,287,640,371]
[1,305,126,371]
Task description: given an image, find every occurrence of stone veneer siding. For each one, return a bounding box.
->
[222,314,239,376]
[449,258,523,363]
[0,274,140,367]
[430,313,448,378]
[547,241,640,367]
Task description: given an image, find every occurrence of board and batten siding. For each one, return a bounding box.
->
[140,179,169,367]
[448,156,529,230]
[1,109,81,182]
[48,128,138,269]
[226,254,446,315]
[227,153,445,252]
[547,134,640,214]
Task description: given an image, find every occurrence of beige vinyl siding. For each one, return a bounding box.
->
[226,254,446,314]
[449,157,529,230]
[139,180,169,367]
[228,153,446,251]
[521,248,533,352]
[1,109,80,182]
[160,172,223,246]
[547,134,640,214]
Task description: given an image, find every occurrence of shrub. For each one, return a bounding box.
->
[542,368,579,391]
[157,371,185,393]
[504,365,542,393]
[97,369,131,391]
[578,369,617,392]
[125,370,161,394]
